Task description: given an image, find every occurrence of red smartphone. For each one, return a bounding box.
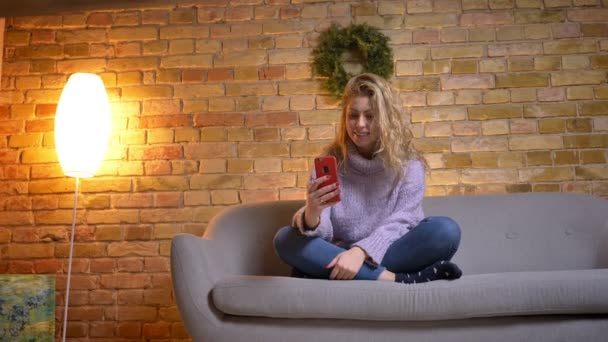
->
[314,156,341,203]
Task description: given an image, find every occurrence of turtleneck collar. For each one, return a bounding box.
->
[346,140,385,175]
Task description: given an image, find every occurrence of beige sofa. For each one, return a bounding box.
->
[171,193,608,341]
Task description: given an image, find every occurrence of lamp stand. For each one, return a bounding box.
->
[62,176,80,342]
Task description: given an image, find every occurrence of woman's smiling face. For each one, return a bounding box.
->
[346,96,379,159]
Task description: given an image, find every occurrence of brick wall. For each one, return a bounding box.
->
[1,0,607,340]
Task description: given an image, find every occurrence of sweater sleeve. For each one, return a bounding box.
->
[352,160,425,264]
[292,206,333,241]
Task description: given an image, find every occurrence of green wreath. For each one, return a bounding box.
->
[312,23,394,99]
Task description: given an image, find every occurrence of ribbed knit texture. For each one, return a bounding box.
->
[293,143,425,264]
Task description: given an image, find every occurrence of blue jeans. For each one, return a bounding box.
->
[273,216,461,280]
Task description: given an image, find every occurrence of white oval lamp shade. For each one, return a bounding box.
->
[55,73,112,178]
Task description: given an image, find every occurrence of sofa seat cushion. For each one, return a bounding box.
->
[212,269,608,321]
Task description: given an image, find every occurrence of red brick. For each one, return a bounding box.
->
[90,289,115,305]
[68,306,104,321]
[32,196,58,209]
[89,321,115,337]
[225,7,253,22]
[6,196,31,210]
[2,165,30,180]
[74,227,95,242]
[193,112,243,126]
[66,321,87,337]
[145,161,172,175]
[55,275,97,290]
[143,322,171,338]
[0,229,11,244]
[65,290,88,306]
[125,225,152,240]
[101,273,150,289]
[140,115,190,128]
[198,8,225,23]
[5,244,52,258]
[0,121,24,134]
[31,30,55,43]
[13,15,63,28]
[56,243,105,258]
[0,106,9,119]
[118,290,144,304]
[151,274,172,288]
[117,258,144,272]
[87,13,114,26]
[413,29,440,44]
[0,261,7,273]
[0,156,19,171]
[64,259,89,274]
[34,259,62,273]
[25,119,53,132]
[90,259,115,273]
[553,23,580,38]
[568,9,608,22]
[143,10,168,24]
[30,165,63,180]
[12,228,39,242]
[35,104,57,117]
[280,7,301,19]
[207,68,233,82]
[144,257,170,272]
[170,8,196,24]
[154,192,181,207]
[259,66,285,80]
[108,241,159,256]
[182,69,206,82]
[112,194,153,208]
[116,42,141,57]
[7,261,35,273]
[142,99,180,116]
[461,12,514,26]
[107,305,157,321]
[441,75,494,90]
[80,178,132,194]
[159,306,182,322]
[117,322,142,337]
[144,289,172,304]
[0,181,29,195]
[245,112,298,127]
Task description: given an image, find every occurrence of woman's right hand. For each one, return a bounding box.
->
[304,176,340,229]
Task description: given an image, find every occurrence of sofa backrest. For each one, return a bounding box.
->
[424,192,608,274]
[203,193,608,277]
[203,200,303,277]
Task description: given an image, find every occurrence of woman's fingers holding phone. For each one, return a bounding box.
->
[313,182,339,202]
[307,176,328,192]
[306,176,327,211]
[307,177,339,211]
[319,187,340,205]
[315,180,338,195]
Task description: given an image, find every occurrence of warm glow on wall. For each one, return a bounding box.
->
[54,73,112,178]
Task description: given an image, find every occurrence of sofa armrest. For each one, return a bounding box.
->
[597,219,608,268]
[171,234,223,333]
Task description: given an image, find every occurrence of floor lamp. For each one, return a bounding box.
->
[54,73,112,341]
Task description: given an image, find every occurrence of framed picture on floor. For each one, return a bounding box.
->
[0,275,56,341]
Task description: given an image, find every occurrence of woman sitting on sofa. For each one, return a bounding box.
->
[274,73,462,284]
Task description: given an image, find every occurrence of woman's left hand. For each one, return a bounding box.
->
[326,247,367,280]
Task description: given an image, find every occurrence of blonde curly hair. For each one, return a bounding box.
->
[325,73,425,179]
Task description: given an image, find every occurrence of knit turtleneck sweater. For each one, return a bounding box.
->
[293,143,426,264]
